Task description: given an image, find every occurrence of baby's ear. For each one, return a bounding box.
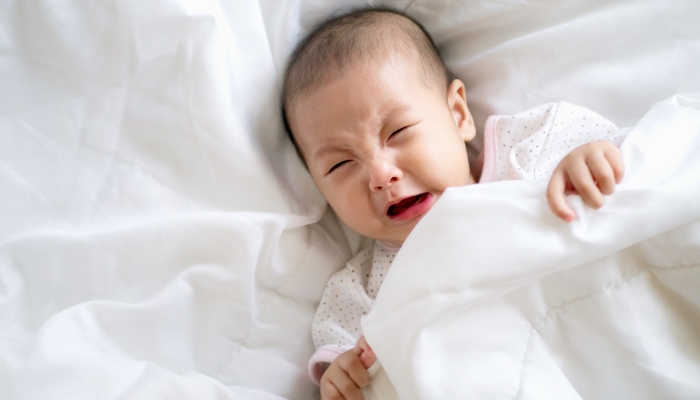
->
[447,79,476,143]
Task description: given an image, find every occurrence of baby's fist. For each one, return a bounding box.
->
[547,140,624,222]
[320,337,376,400]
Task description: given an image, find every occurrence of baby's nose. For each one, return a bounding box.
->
[368,159,402,191]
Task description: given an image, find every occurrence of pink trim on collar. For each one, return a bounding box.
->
[479,115,500,183]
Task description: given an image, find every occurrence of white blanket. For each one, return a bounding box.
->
[363,94,700,399]
[2,0,700,399]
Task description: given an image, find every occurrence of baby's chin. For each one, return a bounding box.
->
[375,236,406,248]
[371,218,424,248]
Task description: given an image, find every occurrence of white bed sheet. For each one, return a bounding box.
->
[1,0,699,399]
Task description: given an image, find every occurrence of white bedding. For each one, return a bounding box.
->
[363,94,700,399]
[1,0,699,399]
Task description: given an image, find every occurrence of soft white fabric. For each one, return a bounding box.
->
[2,0,700,399]
[364,361,400,400]
[362,94,700,399]
[0,1,354,399]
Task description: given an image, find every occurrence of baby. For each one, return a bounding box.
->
[282,6,626,400]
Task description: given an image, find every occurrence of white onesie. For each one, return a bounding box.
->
[308,102,629,384]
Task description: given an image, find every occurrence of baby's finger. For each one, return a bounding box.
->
[320,380,342,400]
[355,337,376,368]
[604,145,625,183]
[338,354,371,388]
[586,153,616,195]
[359,350,376,369]
[331,370,364,400]
[568,160,604,209]
[354,337,370,354]
[547,169,575,222]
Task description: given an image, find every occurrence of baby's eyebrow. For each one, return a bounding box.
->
[381,105,411,126]
[313,144,338,160]
[312,142,349,162]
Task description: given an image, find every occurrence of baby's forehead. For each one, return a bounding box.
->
[292,56,429,128]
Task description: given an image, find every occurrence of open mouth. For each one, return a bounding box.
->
[387,193,430,218]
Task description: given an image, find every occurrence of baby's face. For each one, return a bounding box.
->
[291,57,476,246]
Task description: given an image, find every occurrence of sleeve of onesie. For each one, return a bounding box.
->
[308,247,373,385]
[480,102,630,183]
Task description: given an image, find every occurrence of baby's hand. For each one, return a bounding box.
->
[547,140,624,222]
[320,336,376,400]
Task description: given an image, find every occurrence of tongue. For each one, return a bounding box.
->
[389,194,422,215]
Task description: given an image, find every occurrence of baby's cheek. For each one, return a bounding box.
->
[327,194,368,227]
[429,163,470,190]
[440,149,472,187]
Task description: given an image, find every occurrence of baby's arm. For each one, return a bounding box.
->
[310,245,376,388]
[320,337,376,400]
[547,140,625,222]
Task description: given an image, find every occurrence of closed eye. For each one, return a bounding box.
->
[389,126,408,139]
[327,160,349,175]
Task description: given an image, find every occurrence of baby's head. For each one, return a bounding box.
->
[283,6,476,246]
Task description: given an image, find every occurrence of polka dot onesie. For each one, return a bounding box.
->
[308,241,397,384]
[308,102,629,384]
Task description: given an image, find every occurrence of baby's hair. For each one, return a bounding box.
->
[282,5,455,156]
